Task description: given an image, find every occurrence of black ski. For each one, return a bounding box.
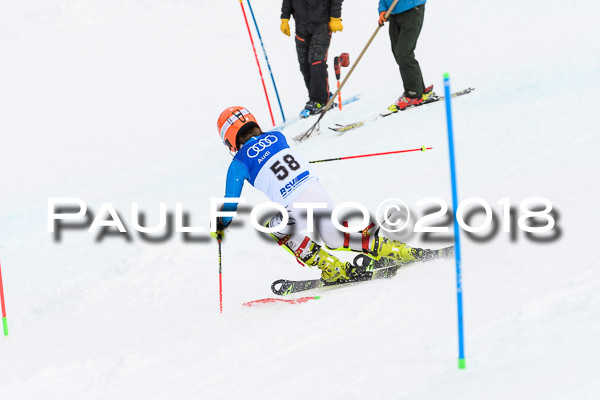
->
[329,88,475,133]
[271,246,454,296]
[270,264,401,296]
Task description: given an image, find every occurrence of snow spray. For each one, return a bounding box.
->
[0,261,8,336]
[444,73,466,369]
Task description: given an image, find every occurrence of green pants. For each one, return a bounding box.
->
[388,5,426,98]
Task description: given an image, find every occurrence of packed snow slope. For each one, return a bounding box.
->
[1,0,600,399]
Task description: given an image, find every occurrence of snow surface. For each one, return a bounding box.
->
[1,0,600,398]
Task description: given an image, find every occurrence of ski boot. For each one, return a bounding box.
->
[421,84,434,101]
[370,236,425,263]
[301,243,352,283]
[328,91,339,108]
[388,85,434,112]
[299,100,324,118]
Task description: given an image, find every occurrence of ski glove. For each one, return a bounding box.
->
[210,230,224,241]
[280,19,290,36]
[210,220,226,241]
[329,17,343,33]
[378,12,387,27]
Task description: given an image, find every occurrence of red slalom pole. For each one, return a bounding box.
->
[0,261,8,336]
[309,146,433,164]
[239,0,276,126]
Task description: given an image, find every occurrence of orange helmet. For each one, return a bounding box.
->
[217,106,259,152]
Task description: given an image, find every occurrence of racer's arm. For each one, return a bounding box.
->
[218,159,250,228]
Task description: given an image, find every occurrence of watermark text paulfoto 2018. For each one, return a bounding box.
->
[47,197,560,243]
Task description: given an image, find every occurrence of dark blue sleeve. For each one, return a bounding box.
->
[219,160,250,227]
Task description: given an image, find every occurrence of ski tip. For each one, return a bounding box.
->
[443,72,450,80]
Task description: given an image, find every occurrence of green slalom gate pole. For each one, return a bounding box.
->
[444,73,466,369]
[309,146,432,164]
[0,261,8,336]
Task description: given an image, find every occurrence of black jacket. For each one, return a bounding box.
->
[281,0,343,24]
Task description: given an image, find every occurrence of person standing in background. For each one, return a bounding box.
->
[280,0,344,117]
[378,0,433,112]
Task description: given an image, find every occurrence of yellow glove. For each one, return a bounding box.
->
[210,220,226,241]
[280,19,290,36]
[210,230,224,241]
[329,17,343,33]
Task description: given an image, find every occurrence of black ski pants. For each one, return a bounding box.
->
[295,20,331,104]
[388,5,426,98]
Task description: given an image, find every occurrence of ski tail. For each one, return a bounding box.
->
[272,278,324,296]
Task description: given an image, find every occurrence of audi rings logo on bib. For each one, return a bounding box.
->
[247,135,278,158]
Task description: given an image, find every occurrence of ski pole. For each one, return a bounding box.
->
[444,73,466,369]
[245,0,286,123]
[239,0,276,126]
[0,261,8,336]
[297,0,400,141]
[309,146,432,164]
[218,234,223,313]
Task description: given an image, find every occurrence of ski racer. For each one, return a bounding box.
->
[212,106,437,283]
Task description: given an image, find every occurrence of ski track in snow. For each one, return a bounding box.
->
[1,0,600,399]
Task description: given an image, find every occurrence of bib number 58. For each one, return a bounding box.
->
[271,154,300,180]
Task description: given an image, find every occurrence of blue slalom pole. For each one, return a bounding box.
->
[444,73,466,369]
[245,0,286,123]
